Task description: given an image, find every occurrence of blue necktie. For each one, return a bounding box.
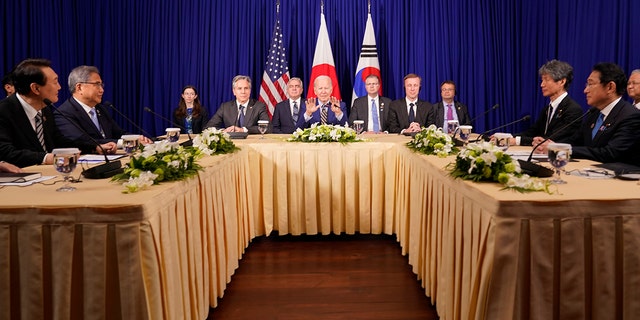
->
[238,105,245,127]
[408,103,415,123]
[591,113,604,139]
[371,99,380,132]
[292,101,299,122]
[89,109,105,138]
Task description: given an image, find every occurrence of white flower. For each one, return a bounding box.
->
[122,171,158,193]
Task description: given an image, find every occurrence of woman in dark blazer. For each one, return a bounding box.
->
[173,85,209,134]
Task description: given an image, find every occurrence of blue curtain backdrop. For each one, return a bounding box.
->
[1,0,639,135]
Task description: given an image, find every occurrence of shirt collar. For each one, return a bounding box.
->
[16,93,39,120]
[600,97,622,118]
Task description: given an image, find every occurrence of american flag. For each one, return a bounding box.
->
[259,15,290,118]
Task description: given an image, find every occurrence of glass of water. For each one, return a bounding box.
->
[258,120,269,139]
[352,120,364,136]
[52,148,80,192]
[458,125,473,146]
[547,143,572,184]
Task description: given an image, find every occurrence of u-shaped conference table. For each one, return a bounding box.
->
[1,134,639,319]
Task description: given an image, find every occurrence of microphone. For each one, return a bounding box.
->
[103,101,157,141]
[143,107,193,146]
[474,115,531,142]
[470,103,499,124]
[44,99,123,179]
[519,107,596,177]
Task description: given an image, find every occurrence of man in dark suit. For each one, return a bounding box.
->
[348,74,392,133]
[536,63,640,164]
[206,75,269,134]
[388,73,432,134]
[0,59,113,167]
[302,75,347,127]
[427,80,471,133]
[55,65,152,147]
[511,60,583,146]
[271,77,307,133]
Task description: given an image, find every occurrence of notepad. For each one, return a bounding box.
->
[0,172,42,183]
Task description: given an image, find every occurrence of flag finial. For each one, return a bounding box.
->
[368,0,371,14]
[276,0,280,14]
[321,0,324,14]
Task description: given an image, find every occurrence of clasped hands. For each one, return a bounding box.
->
[305,96,343,117]
[531,136,552,154]
[404,122,422,133]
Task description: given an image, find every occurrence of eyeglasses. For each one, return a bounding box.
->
[79,81,105,88]
[628,81,640,86]
[365,83,380,86]
[585,81,601,88]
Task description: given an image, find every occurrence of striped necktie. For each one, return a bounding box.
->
[321,104,328,125]
[35,112,46,151]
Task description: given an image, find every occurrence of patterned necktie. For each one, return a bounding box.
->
[445,104,454,133]
[238,105,245,127]
[321,104,328,125]
[408,103,415,123]
[371,99,380,132]
[292,101,299,122]
[35,112,46,151]
[591,112,604,139]
[89,109,105,138]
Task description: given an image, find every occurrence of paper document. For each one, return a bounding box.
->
[79,154,126,162]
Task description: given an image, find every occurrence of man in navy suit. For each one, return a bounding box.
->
[271,77,307,133]
[206,75,269,134]
[511,60,583,146]
[348,74,392,133]
[55,65,151,148]
[302,75,347,127]
[426,80,471,133]
[0,59,112,167]
[536,63,640,164]
[388,73,432,134]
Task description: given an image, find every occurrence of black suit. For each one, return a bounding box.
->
[0,95,95,167]
[271,99,307,134]
[517,95,583,146]
[564,99,640,164]
[55,97,127,144]
[426,101,472,129]
[173,108,209,134]
[348,96,392,132]
[387,99,432,133]
[205,99,269,134]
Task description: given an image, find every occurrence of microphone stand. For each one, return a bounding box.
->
[470,103,499,124]
[474,115,531,142]
[103,101,157,141]
[143,107,194,146]
[44,99,123,179]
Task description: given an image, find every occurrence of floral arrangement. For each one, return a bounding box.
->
[192,127,239,155]
[447,141,551,193]
[288,123,361,143]
[406,125,457,157]
[112,140,203,193]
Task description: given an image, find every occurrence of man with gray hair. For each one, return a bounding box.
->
[271,77,307,133]
[627,69,640,109]
[55,65,150,150]
[206,75,269,133]
[510,59,583,146]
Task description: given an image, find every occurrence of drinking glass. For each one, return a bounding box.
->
[122,134,141,155]
[446,120,459,137]
[493,133,512,151]
[352,120,364,135]
[458,125,473,146]
[52,148,80,192]
[165,128,181,142]
[257,120,269,139]
[547,143,572,184]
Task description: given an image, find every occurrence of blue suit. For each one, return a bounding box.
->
[271,99,308,133]
[55,97,128,145]
[302,101,348,128]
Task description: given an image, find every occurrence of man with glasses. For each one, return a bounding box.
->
[426,80,471,133]
[0,59,111,167]
[536,63,640,164]
[627,69,640,109]
[271,77,307,134]
[55,65,151,149]
[348,74,392,133]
